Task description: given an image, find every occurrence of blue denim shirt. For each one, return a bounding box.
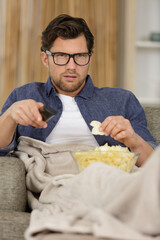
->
[0,75,157,155]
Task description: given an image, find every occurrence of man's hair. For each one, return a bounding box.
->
[41,14,94,53]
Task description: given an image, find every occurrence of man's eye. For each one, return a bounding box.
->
[77,54,85,57]
[56,53,66,57]
[77,54,88,58]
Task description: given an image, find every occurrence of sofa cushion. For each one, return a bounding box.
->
[0,210,30,240]
[0,156,27,212]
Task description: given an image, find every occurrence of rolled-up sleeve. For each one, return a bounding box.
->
[0,134,17,156]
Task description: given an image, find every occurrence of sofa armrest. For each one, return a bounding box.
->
[0,156,27,212]
[143,106,160,144]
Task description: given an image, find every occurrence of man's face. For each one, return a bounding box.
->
[41,34,91,97]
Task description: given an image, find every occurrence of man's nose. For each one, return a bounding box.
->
[66,56,76,69]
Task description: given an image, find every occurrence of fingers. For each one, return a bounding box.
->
[11,100,47,128]
[100,116,134,142]
[100,116,122,136]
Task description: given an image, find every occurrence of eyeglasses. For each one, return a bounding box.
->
[45,50,92,66]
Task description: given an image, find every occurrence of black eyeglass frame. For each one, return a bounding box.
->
[45,50,92,66]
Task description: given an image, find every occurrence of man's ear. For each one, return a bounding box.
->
[41,51,49,68]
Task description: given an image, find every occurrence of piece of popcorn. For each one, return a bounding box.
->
[90,120,105,135]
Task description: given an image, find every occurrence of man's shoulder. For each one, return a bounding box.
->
[7,82,47,103]
[93,86,138,109]
[15,81,45,91]
[95,86,133,97]
[14,82,46,95]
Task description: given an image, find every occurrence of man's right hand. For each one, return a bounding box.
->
[9,99,48,128]
[0,99,48,148]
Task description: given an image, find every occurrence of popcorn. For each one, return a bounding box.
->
[73,143,138,172]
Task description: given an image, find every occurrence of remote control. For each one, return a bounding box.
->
[39,105,57,121]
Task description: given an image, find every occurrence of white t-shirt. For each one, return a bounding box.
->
[45,94,99,146]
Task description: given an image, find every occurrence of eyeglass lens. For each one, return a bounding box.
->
[53,53,90,66]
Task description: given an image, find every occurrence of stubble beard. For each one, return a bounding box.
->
[51,73,86,93]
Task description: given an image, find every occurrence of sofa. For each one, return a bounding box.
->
[0,105,160,240]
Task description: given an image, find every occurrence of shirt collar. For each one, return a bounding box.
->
[44,76,57,97]
[77,75,94,99]
[44,75,94,99]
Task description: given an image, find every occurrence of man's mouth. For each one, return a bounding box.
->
[63,74,77,81]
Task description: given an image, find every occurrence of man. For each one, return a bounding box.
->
[0,14,158,165]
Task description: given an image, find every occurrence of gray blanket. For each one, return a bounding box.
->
[15,136,160,240]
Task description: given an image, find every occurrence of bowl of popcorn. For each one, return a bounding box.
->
[72,144,139,173]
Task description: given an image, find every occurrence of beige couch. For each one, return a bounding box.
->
[0,105,160,240]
